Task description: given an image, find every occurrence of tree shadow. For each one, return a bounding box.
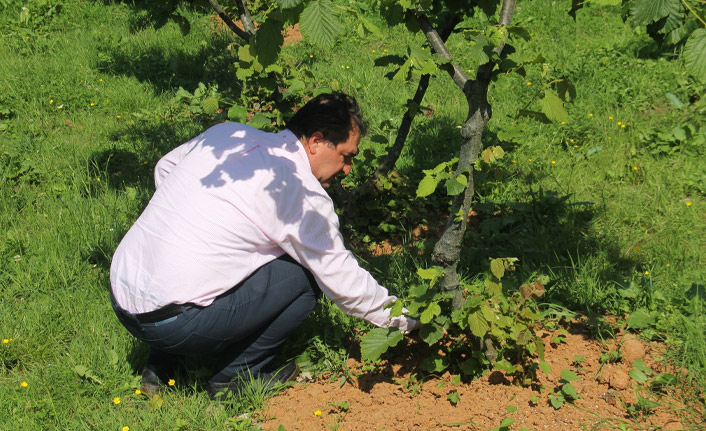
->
[96,1,242,96]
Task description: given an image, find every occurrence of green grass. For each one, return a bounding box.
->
[1,0,705,429]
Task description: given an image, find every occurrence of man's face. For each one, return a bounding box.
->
[304,129,360,188]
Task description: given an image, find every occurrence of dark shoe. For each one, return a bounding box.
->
[207,361,299,401]
[140,350,178,396]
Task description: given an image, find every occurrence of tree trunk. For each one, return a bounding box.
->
[420,0,517,309]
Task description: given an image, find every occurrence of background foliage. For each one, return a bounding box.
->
[1,0,705,429]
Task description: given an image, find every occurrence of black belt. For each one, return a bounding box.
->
[130,303,189,324]
[110,289,190,324]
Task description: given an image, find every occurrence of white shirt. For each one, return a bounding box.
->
[110,122,416,332]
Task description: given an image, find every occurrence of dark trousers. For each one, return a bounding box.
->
[111,254,319,379]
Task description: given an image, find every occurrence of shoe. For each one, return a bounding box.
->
[140,350,178,396]
[207,361,299,401]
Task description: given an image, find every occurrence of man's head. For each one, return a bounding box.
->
[286,92,366,187]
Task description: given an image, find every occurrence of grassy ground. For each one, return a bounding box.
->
[1,0,704,429]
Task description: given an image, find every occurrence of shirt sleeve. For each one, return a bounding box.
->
[270,178,418,333]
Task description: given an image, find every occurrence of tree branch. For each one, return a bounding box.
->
[417,13,469,92]
[207,0,252,41]
[235,0,256,35]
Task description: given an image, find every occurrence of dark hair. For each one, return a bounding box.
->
[286,92,366,145]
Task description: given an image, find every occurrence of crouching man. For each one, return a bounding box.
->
[109,92,418,399]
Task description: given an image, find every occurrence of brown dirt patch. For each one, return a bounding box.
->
[259,328,702,430]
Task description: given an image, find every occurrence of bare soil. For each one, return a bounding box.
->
[260,325,703,430]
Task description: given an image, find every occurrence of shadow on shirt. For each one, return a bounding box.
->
[194,123,335,262]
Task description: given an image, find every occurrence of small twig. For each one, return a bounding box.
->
[207,0,251,41]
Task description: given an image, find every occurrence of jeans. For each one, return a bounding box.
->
[111,254,319,379]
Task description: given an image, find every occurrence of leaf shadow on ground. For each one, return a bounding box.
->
[95,4,242,97]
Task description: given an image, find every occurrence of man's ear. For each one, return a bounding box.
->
[305,132,325,154]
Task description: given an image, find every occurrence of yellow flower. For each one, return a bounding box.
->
[526,82,532,86]
[617,121,622,125]
[573,145,579,148]
[309,54,313,58]
[570,139,574,143]
[96,177,101,181]
[168,379,175,386]
[589,113,593,117]
[90,102,95,107]
[49,99,54,104]
[644,271,650,276]
[314,410,322,416]
[134,389,141,395]
[634,245,642,252]
[20,381,28,388]
[609,116,613,120]
[686,201,692,206]
[528,158,533,162]
[122,427,129,431]
[116,115,121,119]
[99,78,103,82]
[633,166,638,171]
[371,49,375,53]
[551,160,556,164]
[113,397,121,405]
[666,263,670,267]
[560,121,566,125]
[340,65,345,69]
[2,339,8,344]
[512,160,516,163]
[346,66,350,69]
[383,49,388,52]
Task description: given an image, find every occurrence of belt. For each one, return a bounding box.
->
[110,289,190,324]
[130,303,189,324]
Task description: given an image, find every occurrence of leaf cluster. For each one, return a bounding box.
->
[361,258,551,386]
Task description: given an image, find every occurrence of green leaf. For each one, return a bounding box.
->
[421,302,441,324]
[447,391,460,404]
[228,105,248,123]
[358,14,384,38]
[494,359,516,374]
[490,259,505,279]
[445,176,467,196]
[626,309,654,330]
[420,322,445,345]
[254,18,284,67]
[560,369,579,382]
[632,359,653,375]
[539,90,568,123]
[506,405,518,412]
[630,0,681,26]
[276,0,305,8]
[388,300,404,317]
[629,368,648,383]
[360,327,404,362]
[561,383,579,400]
[417,175,439,197]
[202,97,219,116]
[417,266,443,285]
[685,29,706,83]
[247,112,271,130]
[665,92,684,109]
[468,312,489,337]
[150,394,164,410]
[299,0,342,49]
[500,417,515,428]
[539,360,551,375]
[421,354,449,373]
[549,394,565,409]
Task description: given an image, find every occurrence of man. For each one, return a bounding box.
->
[109,92,418,400]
